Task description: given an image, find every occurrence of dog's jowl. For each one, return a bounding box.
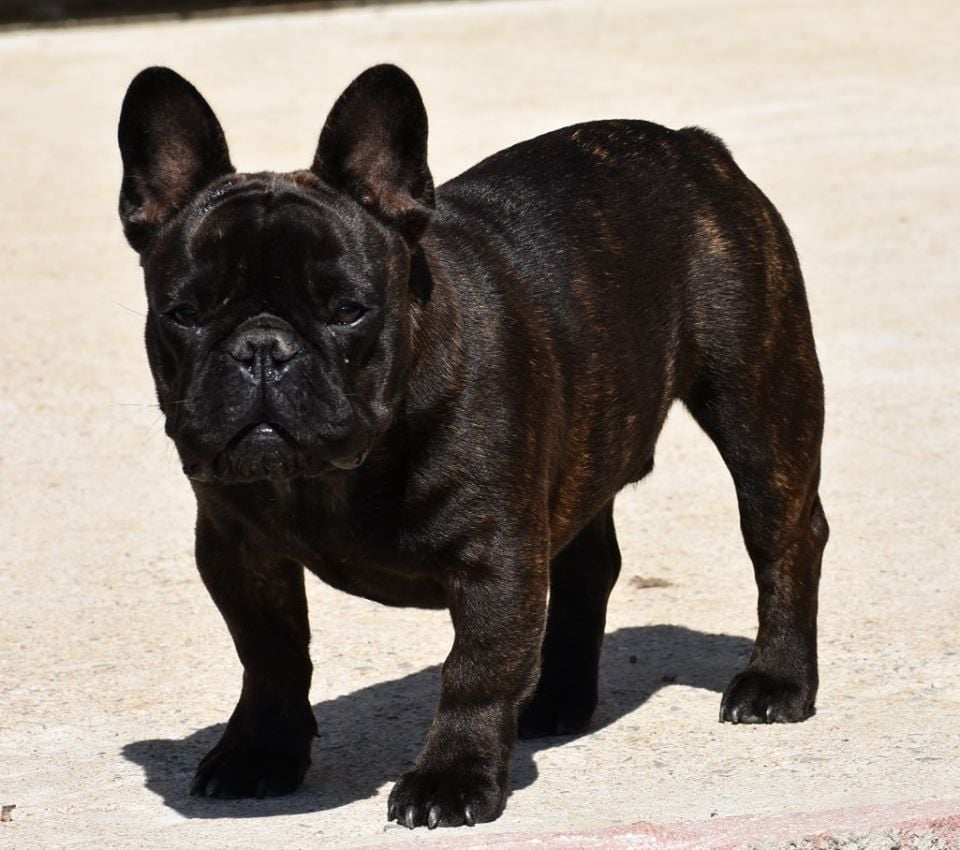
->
[117,65,828,828]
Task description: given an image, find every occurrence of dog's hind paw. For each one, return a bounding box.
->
[189,741,309,799]
[720,669,815,724]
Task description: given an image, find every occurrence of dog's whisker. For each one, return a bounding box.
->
[142,412,166,443]
[110,299,147,318]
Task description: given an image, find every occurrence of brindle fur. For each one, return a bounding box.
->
[118,65,828,828]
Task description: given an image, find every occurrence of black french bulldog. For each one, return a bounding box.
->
[118,64,829,829]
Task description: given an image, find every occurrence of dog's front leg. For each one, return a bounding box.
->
[189,508,317,798]
[387,545,548,828]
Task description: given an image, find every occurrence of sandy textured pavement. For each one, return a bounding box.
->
[1,0,958,847]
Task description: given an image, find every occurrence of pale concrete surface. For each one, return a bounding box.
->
[1,1,958,848]
[361,800,960,849]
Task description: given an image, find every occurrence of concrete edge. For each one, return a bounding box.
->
[369,799,960,850]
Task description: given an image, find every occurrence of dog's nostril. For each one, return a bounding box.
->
[228,339,254,363]
[271,335,299,363]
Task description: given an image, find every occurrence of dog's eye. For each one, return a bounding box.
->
[331,301,366,325]
[167,304,201,327]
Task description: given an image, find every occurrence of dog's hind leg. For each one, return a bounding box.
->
[681,210,829,722]
[687,375,828,722]
[518,501,621,738]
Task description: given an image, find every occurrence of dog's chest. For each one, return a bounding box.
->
[235,481,450,609]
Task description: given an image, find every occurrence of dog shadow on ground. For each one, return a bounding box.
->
[123,624,752,819]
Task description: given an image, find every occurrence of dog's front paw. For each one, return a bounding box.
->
[190,741,310,799]
[720,669,815,724]
[387,767,504,829]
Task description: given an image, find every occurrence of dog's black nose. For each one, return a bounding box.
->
[225,315,301,376]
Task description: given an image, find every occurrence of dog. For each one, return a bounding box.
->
[117,64,828,829]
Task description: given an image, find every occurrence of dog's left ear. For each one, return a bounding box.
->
[312,65,434,242]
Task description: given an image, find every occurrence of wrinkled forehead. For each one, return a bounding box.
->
[185,175,388,273]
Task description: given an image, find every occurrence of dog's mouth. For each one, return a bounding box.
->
[182,420,369,484]
[181,420,302,484]
[227,420,295,449]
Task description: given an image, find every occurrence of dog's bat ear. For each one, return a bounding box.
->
[118,67,234,254]
[312,64,434,243]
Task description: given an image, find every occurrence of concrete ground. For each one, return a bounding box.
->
[1,0,958,847]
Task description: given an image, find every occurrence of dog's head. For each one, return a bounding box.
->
[118,65,433,484]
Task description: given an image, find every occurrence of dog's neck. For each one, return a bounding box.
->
[402,242,469,436]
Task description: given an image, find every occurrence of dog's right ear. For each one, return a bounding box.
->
[118,67,234,254]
